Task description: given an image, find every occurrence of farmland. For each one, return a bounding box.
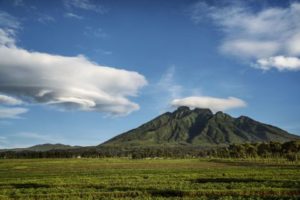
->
[0,158,299,199]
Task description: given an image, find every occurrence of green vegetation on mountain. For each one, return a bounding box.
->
[103,106,299,147]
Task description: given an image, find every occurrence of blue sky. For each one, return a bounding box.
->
[0,0,300,148]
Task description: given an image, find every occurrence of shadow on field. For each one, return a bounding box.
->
[85,184,105,189]
[192,178,300,189]
[148,189,184,197]
[147,188,300,199]
[11,183,50,188]
[209,159,300,168]
[194,178,264,183]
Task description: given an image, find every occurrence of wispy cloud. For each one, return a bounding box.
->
[37,14,55,24]
[84,27,108,39]
[190,2,300,72]
[150,67,184,112]
[0,107,28,119]
[94,48,112,55]
[0,120,12,126]
[0,136,9,148]
[64,12,83,20]
[0,132,64,149]
[64,0,106,14]
[0,94,23,105]
[13,0,24,7]
[157,66,182,99]
[0,136,7,140]
[0,11,20,29]
[16,132,58,142]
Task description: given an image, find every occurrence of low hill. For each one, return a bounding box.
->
[2,143,80,152]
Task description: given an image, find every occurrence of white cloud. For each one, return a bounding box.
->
[0,28,16,48]
[171,96,246,113]
[286,32,300,56]
[191,2,300,71]
[0,94,23,105]
[64,12,83,20]
[221,40,279,59]
[0,107,28,119]
[64,0,106,13]
[0,28,147,115]
[255,56,300,71]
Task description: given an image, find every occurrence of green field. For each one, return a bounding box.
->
[0,158,299,199]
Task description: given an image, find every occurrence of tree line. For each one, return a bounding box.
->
[0,140,299,161]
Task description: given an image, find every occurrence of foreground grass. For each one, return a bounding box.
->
[0,158,299,199]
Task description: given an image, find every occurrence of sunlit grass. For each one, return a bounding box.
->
[0,158,299,199]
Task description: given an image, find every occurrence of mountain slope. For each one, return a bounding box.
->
[102,106,299,147]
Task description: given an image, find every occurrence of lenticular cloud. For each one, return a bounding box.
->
[0,28,147,115]
[171,96,246,113]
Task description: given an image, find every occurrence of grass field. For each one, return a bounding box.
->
[0,158,299,199]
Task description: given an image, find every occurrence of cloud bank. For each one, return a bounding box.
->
[0,28,147,115]
[171,96,246,113]
[191,2,300,71]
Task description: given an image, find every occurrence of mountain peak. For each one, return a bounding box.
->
[237,115,253,121]
[214,111,232,120]
[172,106,191,119]
[174,106,213,114]
[172,106,213,119]
[175,106,190,112]
[194,107,213,114]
